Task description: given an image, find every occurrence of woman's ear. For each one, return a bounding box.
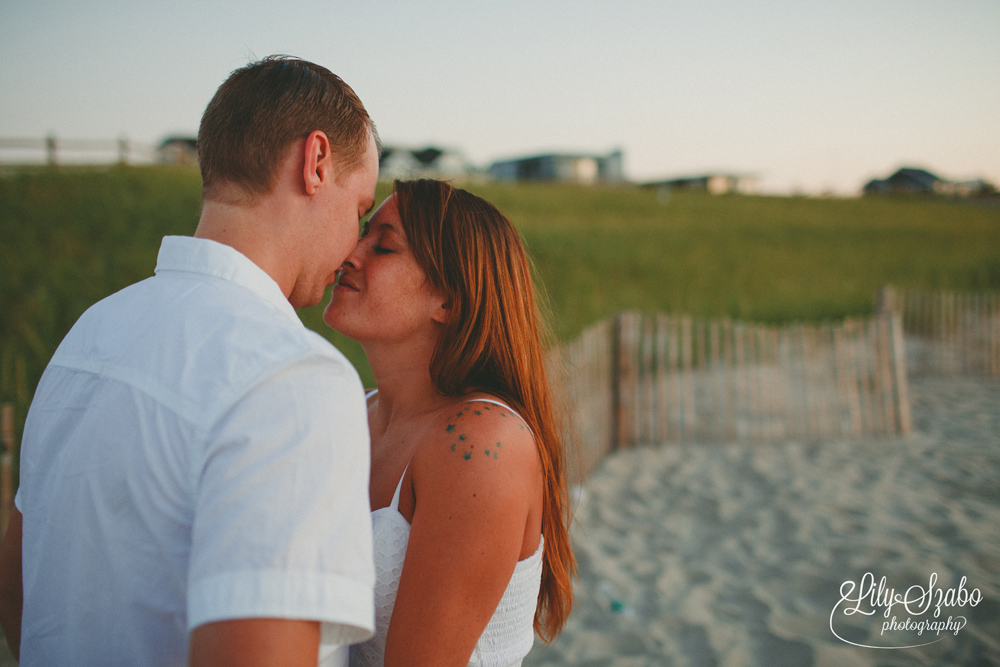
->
[431,296,450,325]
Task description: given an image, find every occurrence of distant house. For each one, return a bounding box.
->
[950,179,996,198]
[489,150,624,184]
[378,145,475,181]
[157,137,198,166]
[863,167,995,197]
[863,167,943,196]
[642,173,757,196]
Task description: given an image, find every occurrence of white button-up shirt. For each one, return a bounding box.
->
[16,235,374,666]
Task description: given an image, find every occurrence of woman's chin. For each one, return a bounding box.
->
[323,309,365,343]
[322,302,348,332]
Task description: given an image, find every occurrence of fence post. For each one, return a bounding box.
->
[46,134,57,166]
[1,404,14,536]
[610,312,623,449]
[876,285,913,433]
[877,285,900,316]
[888,313,913,434]
[118,136,129,165]
[655,316,671,443]
[640,315,656,443]
[612,312,642,448]
[680,316,695,440]
[986,294,1000,376]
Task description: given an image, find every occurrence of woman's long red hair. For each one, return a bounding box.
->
[393,179,575,641]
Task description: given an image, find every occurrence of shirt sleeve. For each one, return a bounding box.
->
[187,353,374,646]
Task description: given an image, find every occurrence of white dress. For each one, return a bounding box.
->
[349,398,544,667]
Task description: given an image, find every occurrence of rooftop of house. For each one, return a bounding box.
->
[158,136,197,149]
[889,167,941,186]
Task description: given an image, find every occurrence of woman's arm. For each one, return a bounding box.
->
[384,408,541,667]
[189,618,320,667]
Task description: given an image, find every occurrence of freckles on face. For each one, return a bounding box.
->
[323,196,442,339]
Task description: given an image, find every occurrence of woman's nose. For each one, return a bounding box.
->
[341,247,362,270]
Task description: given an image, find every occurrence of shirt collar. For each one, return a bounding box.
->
[154,236,299,322]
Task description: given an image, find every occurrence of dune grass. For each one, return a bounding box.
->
[2,166,998,446]
[458,182,1000,339]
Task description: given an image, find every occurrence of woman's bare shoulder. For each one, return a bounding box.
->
[410,396,539,499]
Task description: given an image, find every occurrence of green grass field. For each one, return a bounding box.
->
[464,181,1000,335]
[2,165,999,441]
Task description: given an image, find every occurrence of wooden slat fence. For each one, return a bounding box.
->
[878,286,1000,377]
[546,319,616,485]
[549,311,912,482]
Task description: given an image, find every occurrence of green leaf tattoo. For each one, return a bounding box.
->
[446,424,455,433]
[463,452,471,461]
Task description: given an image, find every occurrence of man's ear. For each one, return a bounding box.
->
[302,130,332,195]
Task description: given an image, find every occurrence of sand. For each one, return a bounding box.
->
[523,377,1000,666]
[0,377,994,665]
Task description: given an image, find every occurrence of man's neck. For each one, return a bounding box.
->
[195,197,299,300]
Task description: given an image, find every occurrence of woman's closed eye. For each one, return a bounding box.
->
[374,245,393,255]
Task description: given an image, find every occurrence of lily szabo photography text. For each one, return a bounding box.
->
[831,572,982,649]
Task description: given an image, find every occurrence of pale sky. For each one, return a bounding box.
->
[1,0,997,195]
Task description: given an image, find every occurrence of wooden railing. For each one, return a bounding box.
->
[0,136,158,165]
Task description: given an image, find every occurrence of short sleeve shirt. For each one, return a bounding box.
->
[15,236,374,666]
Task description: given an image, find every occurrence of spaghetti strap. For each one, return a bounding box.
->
[365,388,379,399]
[466,398,534,436]
[389,464,408,511]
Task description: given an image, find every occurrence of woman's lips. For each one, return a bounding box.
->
[335,276,359,291]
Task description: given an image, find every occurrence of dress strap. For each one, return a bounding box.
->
[466,398,534,436]
[390,464,409,511]
[368,388,408,512]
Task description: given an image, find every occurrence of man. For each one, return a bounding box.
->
[0,56,379,666]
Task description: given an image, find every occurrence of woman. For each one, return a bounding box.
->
[324,179,574,666]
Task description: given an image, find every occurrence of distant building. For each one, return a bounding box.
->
[642,173,757,196]
[378,145,476,181]
[950,179,996,198]
[863,167,942,196]
[863,167,995,197]
[489,150,624,184]
[157,137,198,166]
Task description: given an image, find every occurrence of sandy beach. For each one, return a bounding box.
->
[0,377,994,665]
[523,376,1000,666]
